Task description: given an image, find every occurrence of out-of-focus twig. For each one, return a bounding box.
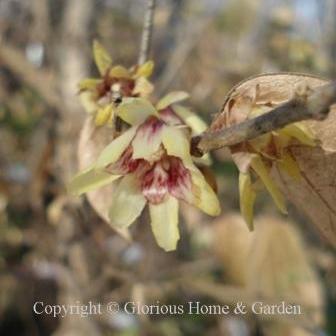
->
[138,0,156,65]
[191,81,336,156]
[0,43,59,110]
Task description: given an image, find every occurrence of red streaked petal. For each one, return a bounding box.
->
[141,162,169,204]
[106,146,142,175]
[132,116,165,161]
[159,106,184,126]
[168,157,193,203]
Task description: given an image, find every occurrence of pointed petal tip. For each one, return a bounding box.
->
[157,91,190,110]
[149,197,180,252]
[108,175,147,228]
[92,39,112,75]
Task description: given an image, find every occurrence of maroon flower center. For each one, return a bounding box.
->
[96,76,135,99]
[141,156,192,204]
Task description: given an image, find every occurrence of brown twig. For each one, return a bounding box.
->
[138,0,156,65]
[191,81,336,156]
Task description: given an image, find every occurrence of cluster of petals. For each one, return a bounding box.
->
[70,81,220,250]
[227,102,316,230]
[79,40,154,127]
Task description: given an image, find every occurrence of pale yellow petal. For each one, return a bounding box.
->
[95,126,137,169]
[149,196,180,251]
[250,155,287,214]
[173,105,208,134]
[78,78,101,91]
[93,40,112,75]
[132,77,154,97]
[132,124,165,160]
[117,98,157,125]
[157,91,189,110]
[161,126,193,165]
[94,105,114,126]
[277,152,301,180]
[134,60,154,78]
[68,166,120,196]
[239,172,256,230]
[109,65,131,78]
[79,91,98,114]
[232,152,254,174]
[108,175,146,228]
[281,123,315,146]
[190,168,221,216]
[273,131,291,150]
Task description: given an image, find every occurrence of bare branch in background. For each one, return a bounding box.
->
[191,81,336,156]
[138,0,156,65]
[0,42,59,109]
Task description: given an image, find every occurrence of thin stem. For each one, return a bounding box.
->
[191,81,336,156]
[138,0,156,65]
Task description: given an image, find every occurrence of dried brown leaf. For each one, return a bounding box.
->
[210,73,328,131]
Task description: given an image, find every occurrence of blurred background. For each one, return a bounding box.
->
[0,0,336,335]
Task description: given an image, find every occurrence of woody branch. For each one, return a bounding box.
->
[191,81,336,156]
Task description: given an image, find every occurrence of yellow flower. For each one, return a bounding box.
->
[69,93,220,251]
[79,40,154,127]
[230,103,316,230]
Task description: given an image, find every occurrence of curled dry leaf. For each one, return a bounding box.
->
[77,116,130,240]
[210,73,336,247]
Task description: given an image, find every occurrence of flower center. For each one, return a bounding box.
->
[141,156,192,204]
[97,76,135,102]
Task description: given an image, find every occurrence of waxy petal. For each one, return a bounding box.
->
[109,65,131,78]
[93,40,112,75]
[161,126,193,165]
[157,91,189,110]
[173,105,208,134]
[108,174,147,228]
[94,104,114,126]
[277,152,301,180]
[132,118,165,160]
[168,157,193,204]
[68,166,120,196]
[134,60,154,78]
[149,196,179,251]
[79,91,98,114]
[132,77,154,96]
[239,172,256,230]
[189,167,221,216]
[281,123,315,146]
[158,107,183,126]
[142,162,169,204]
[107,146,142,175]
[250,155,287,214]
[273,131,291,152]
[117,98,157,125]
[95,126,137,169]
[232,152,254,174]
